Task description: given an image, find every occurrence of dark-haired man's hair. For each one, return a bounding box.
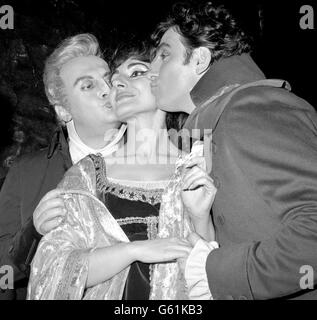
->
[151,1,253,65]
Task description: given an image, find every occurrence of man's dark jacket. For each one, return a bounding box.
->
[0,127,71,299]
[184,53,317,300]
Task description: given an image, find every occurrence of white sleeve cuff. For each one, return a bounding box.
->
[185,239,219,300]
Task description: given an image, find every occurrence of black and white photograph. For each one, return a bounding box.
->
[0,0,316,305]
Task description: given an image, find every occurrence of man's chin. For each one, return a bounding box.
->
[158,104,181,113]
[156,98,175,113]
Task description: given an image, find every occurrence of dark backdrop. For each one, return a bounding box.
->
[0,0,316,175]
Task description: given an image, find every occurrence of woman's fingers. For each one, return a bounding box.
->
[153,238,192,261]
[183,166,202,187]
[182,167,214,190]
[165,238,192,258]
[137,238,193,263]
[163,246,192,260]
[185,176,216,193]
[164,237,190,248]
[177,256,187,265]
[185,155,206,170]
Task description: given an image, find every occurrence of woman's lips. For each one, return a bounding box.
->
[115,92,135,103]
[104,102,112,109]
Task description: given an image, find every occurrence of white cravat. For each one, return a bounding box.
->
[66,120,127,164]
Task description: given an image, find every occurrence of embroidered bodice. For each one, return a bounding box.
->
[90,154,170,299]
[27,144,199,300]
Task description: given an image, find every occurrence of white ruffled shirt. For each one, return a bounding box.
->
[185,239,219,300]
[66,120,127,164]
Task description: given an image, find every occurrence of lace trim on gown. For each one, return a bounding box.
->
[116,216,159,240]
[89,154,169,206]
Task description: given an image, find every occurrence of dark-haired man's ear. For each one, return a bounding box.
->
[54,105,72,123]
[194,47,211,75]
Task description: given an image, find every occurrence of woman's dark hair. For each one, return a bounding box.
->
[151,1,253,66]
[109,37,188,133]
[109,38,152,72]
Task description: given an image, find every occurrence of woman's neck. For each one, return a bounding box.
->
[124,110,179,163]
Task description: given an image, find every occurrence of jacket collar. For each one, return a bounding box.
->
[47,125,71,166]
[190,53,266,109]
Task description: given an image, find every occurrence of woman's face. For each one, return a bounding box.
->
[110,58,157,121]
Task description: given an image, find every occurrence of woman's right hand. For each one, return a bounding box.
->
[130,238,192,264]
[33,189,67,235]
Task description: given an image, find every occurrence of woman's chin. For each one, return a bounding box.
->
[114,106,133,122]
[114,104,158,122]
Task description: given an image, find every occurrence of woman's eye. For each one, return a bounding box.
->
[130,70,147,78]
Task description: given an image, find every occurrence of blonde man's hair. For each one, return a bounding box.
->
[43,33,103,108]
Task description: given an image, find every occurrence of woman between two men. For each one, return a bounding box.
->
[27,33,217,300]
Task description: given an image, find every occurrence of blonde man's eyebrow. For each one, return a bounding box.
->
[74,71,109,86]
[73,75,93,87]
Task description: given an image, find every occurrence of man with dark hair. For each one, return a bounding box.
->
[150,1,317,299]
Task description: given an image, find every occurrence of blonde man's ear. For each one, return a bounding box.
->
[54,105,72,124]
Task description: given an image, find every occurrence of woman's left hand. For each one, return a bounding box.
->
[181,156,217,223]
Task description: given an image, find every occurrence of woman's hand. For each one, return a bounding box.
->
[33,189,67,235]
[130,238,192,264]
[181,156,217,221]
[181,156,217,241]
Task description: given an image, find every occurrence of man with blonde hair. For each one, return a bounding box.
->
[0,33,125,299]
